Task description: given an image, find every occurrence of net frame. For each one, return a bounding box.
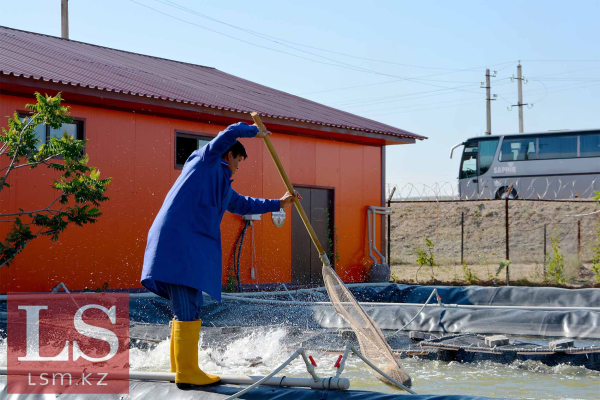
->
[322,265,412,388]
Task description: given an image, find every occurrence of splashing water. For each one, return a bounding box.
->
[2,330,599,399]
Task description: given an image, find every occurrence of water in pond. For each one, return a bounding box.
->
[2,329,598,399]
[130,328,599,400]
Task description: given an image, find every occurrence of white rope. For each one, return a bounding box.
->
[390,288,440,337]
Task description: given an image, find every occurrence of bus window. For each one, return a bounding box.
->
[499,137,536,161]
[479,140,499,175]
[460,143,478,179]
[538,135,577,159]
[580,133,600,158]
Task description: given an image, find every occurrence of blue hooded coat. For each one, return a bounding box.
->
[141,122,281,303]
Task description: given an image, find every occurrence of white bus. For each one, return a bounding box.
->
[451,129,600,200]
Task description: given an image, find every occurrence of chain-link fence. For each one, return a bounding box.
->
[388,199,600,285]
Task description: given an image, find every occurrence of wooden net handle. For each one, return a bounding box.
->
[250,112,327,259]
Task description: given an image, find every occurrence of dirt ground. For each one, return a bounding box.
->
[388,200,600,287]
[391,263,599,287]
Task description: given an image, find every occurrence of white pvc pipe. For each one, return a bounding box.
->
[0,368,349,390]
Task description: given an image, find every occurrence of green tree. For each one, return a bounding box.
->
[0,93,111,267]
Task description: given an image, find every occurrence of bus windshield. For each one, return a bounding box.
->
[460,142,478,179]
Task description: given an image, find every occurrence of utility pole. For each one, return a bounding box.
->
[508,62,528,133]
[481,69,496,135]
[61,0,69,39]
[517,63,524,133]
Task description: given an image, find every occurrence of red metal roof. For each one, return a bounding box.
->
[0,26,425,141]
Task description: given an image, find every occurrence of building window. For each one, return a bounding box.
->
[538,135,577,160]
[580,133,600,158]
[18,113,84,150]
[175,132,211,167]
[478,139,499,175]
[499,137,536,161]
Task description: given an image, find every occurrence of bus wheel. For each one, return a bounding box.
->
[496,186,518,199]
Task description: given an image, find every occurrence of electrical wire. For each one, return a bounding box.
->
[363,100,483,117]
[360,78,600,116]
[232,221,251,293]
[156,0,475,72]
[358,95,483,115]
[126,2,600,118]
[299,61,518,96]
[129,0,494,94]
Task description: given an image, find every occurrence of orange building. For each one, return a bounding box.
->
[0,27,424,293]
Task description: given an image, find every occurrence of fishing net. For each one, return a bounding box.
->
[322,265,412,389]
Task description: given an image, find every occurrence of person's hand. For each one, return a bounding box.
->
[253,123,272,138]
[280,191,302,208]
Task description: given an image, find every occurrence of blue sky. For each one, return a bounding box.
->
[2,0,599,195]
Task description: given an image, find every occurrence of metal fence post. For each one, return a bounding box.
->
[461,212,464,266]
[505,190,511,286]
[543,224,547,278]
[577,220,581,258]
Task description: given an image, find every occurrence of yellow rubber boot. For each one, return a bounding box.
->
[173,320,220,386]
[169,319,176,373]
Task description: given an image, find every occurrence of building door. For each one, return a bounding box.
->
[291,187,333,285]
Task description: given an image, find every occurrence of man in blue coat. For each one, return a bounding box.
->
[140,122,299,386]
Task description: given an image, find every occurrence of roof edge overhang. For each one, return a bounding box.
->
[0,74,416,146]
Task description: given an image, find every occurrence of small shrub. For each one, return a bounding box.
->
[547,229,566,284]
[415,237,436,281]
[462,263,478,284]
[479,253,493,281]
[564,254,582,282]
[495,260,511,284]
[223,266,237,293]
[592,222,600,283]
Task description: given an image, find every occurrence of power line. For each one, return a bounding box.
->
[357,96,483,114]
[333,84,480,109]
[333,64,600,110]
[298,61,518,95]
[363,100,483,117]
[156,0,467,72]
[327,77,513,108]
[521,59,600,63]
[130,0,499,94]
[346,80,600,116]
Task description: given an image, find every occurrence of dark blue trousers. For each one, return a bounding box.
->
[154,281,202,321]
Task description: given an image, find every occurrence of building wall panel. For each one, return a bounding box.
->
[0,93,382,293]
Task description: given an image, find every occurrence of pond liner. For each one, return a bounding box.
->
[0,376,506,399]
[2,284,598,339]
[345,284,600,307]
[125,292,600,339]
[419,333,600,370]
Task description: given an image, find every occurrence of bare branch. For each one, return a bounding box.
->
[0,143,9,157]
[0,114,39,194]
[0,192,65,217]
[0,154,60,173]
[0,196,67,269]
